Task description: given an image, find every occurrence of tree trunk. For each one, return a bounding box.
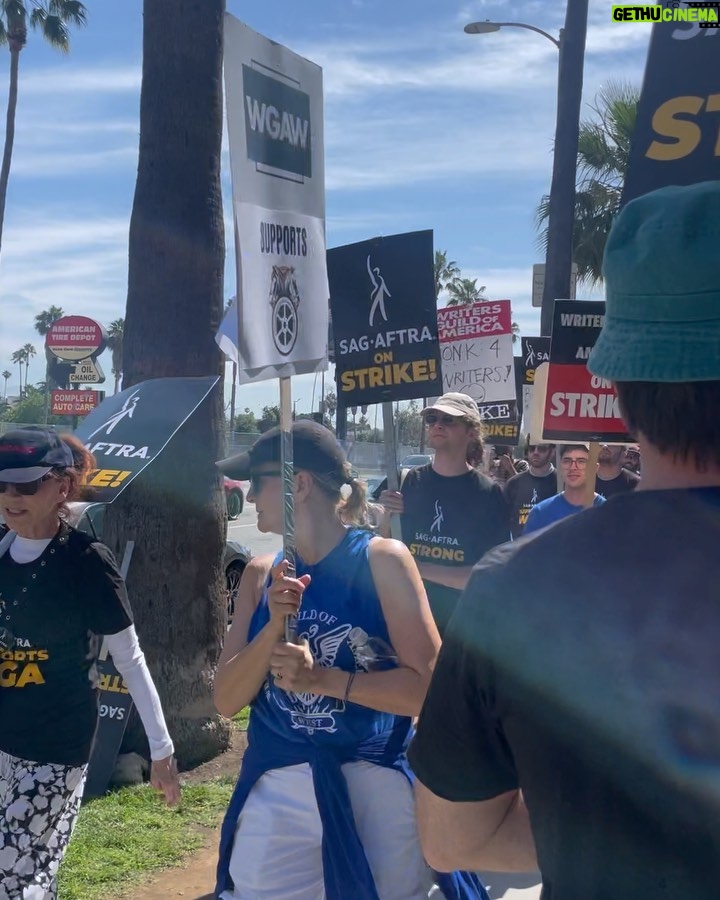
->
[103,0,230,767]
[0,46,20,256]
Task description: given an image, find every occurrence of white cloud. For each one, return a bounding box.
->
[18,64,141,96]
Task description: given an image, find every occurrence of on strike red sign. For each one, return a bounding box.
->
[46,316,106,362]
[543,301,631,443]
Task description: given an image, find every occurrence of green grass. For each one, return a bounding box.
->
[58,777,234,900]
[58,716,250,898]
[233,705,250,730]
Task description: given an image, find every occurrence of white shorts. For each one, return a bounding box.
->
[221,760,437,900]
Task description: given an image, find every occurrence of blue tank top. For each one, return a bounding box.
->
[216,527,489,900]
[246,527,411,761]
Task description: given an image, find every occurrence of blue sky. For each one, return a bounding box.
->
[0,0,651,417]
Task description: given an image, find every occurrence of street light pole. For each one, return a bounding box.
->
[540,0,589,336]
[465,1,590,336]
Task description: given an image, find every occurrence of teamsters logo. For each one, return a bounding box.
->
[270,265,301,356]
[243,64,312,181]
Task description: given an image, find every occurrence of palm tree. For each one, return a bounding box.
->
[106,317,124,393]
[102,0,229,766]
[2,368,10,398]
[0,2,87,256]
[537,81,639,287]
[34,304,64,421]
[11,346,24,394]
[434,250,461,301]
[22,341,35,390]
[446,277,488,306]
[34,304,63,337]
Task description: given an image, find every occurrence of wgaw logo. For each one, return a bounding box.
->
[270,265,301,356]
[243,64,312,180]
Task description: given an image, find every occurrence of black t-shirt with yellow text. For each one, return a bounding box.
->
[0,524,133,766]
[400,464,509,633]
[504,469,558,538]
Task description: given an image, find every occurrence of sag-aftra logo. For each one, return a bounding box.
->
[612,3,719,24]
[243,65,313,178]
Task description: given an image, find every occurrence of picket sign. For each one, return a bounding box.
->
[84,541,135,800]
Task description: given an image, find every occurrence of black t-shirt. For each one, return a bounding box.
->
[408,489,720,899]
[595,467,640,500]
[503,469,558,538]
[0,523,133,766]
[400,464,509,633]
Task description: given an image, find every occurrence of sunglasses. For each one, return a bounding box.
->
[0,473,55,496]
[249,470,282,493]
[425,413,461,427]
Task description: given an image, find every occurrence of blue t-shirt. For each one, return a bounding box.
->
[524,492,605,535]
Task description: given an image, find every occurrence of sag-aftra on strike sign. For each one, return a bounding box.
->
[543,301,631,443]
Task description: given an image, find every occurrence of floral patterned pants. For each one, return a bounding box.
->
[0,750,87,899]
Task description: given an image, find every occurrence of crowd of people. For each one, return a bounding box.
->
[0,180,717,899]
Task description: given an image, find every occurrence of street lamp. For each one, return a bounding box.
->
[465,4,589,336]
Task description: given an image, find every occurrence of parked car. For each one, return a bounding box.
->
[224,476,246,520]
[399,453,433,470]
[67,502,252,623]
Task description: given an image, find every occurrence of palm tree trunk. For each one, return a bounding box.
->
[102,0,229,766]
[0,47,20,255]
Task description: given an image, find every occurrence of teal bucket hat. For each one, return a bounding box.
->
[588,180,720,382]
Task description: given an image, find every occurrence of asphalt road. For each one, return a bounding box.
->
[227,499,282,560]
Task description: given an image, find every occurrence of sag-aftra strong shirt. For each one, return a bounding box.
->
[400,464,509,632]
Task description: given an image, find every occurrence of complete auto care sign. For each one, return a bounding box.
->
[543,301,631,443]
[328,230,441,407]
[623,2,720,203]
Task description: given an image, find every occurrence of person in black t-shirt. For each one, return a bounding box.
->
[379,393,509,635]
[0,427,179,897]
[595,444,641,499]
[408,181,720,899]
[503,440,557,538]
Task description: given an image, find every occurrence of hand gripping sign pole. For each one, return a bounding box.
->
[279,377,298,642]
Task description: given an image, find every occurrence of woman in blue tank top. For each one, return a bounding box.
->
[214,422,488,900]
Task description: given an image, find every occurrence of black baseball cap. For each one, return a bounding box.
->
[217,420,350,488]
[0,426,74,483]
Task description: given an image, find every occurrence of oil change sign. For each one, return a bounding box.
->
[543,301,631,442]
[328,230,441,407]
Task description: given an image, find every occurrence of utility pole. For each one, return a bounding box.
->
[540,0,590,337]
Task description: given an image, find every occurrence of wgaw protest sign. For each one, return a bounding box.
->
[224,15,329,383]
[623,1,720,204]
[437,300,518,437]
[328,231,441,407]
[543,301,630,443]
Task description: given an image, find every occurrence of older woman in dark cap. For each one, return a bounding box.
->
[0,426,179,898]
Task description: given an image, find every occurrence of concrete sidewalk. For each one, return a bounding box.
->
[480,871,542,899]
